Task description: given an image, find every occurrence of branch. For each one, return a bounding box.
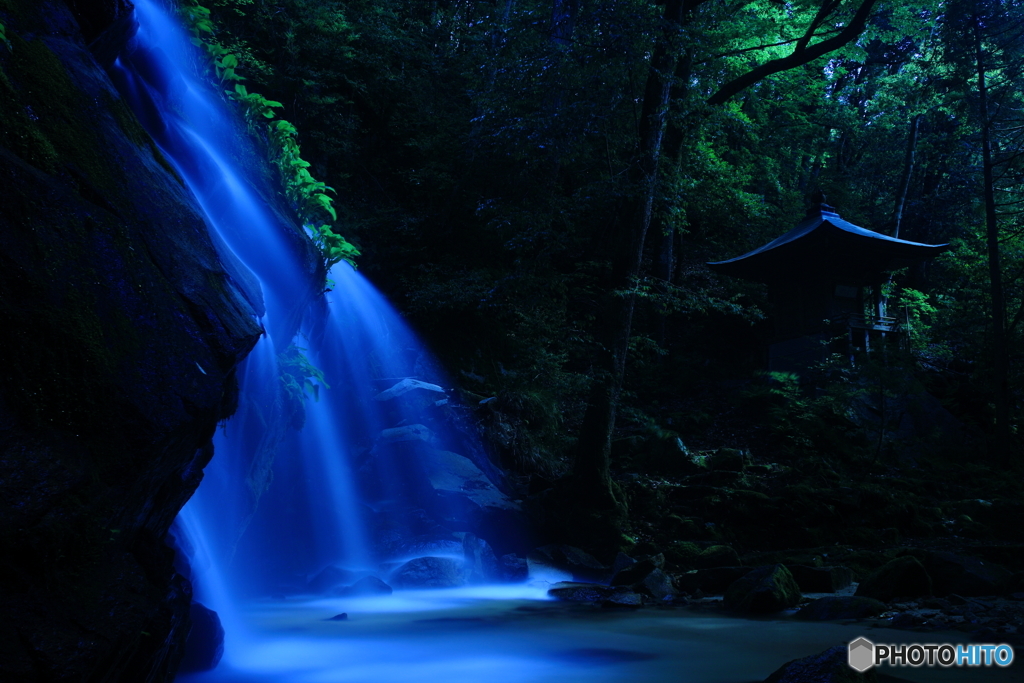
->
[706,0,880,106]
[796,0,842,53]
[696,29,842,65]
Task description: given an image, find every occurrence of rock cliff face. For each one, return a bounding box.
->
[0,0,263,679]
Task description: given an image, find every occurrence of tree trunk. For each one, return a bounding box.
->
[570,0,685,519]
[975,15,1012,460]
[892,114,922,239]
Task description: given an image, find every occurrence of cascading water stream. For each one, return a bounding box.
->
[110,0,523,671]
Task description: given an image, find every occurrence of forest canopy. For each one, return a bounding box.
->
[195,0,1024,484]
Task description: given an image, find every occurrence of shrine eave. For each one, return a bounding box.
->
[707,207,950,284]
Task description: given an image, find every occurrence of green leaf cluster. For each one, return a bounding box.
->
[278,344,329,404]
[177,0,359,275]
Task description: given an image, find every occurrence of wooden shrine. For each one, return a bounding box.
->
[708,197,950,372]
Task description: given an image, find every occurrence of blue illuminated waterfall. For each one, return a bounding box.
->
[100,5,994,683]
[109,0,521,670]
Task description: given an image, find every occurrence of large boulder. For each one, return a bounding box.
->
[178,602,224,673]
[855,556,932,602]
[900,550,1012,597]
[0,2,266,680]
[421,450,519,512]
[675,567,754,595]
[638,569,677,601]
[308,566,358,594]
[380,424,435,444]
[332,576,393,597]
[786,565,854,593]
[462,533,500,583]
[763,646,877,683]
[724,565,802,613]
[548,582,617,602]
[373,378,445,402]
[795,596,887,621]
[611,554,664,586]
[529,544,609,583]
[390,556,466,589]
[420,450,524,551]
[386,536,464,561]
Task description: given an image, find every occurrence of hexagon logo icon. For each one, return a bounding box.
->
[848,637,875,672]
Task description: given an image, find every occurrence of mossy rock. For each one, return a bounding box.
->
[854,556,932,602]
[708,447,748,470]
[694,545,741,569]
[795,596,886,620]
[724,564,802,613]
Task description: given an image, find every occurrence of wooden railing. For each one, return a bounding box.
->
[846,314,898,332]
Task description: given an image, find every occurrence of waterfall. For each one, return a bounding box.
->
[108,0,522,671]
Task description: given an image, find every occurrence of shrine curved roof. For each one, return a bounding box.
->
[707,205,950,284]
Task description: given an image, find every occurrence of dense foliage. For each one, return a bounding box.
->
[193,0,1024,488]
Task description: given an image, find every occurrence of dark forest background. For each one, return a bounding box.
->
[178,0,1024,556]
[130,0,1024,557]
[6,2,1024,678]
[199,5,1016,446]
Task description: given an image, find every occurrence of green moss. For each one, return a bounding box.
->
[0,0,23,23]
[102,89,184,184]
[103,89,149,148]
[3,34,122,200]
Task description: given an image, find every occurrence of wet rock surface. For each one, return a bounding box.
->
[855,556,933,601]
[724,564,802,613]
[390,556,467,589]
[179,602,225,673]
[332,576,394,597]
[762,645,876,683]
[795,596,887,620]
[0,1,262,680]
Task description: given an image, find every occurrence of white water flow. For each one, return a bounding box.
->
[108,2,1014,682]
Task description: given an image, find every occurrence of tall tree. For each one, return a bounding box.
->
[941,0,1024,458]
[569,0,885,534]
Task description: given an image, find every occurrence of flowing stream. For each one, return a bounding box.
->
[107,3,1013,682]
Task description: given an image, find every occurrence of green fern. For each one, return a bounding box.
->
[278,344,329,403]
[177,0,359,276]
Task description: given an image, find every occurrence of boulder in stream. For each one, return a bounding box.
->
[308,565,359,594]
[548,582,617,602]
[380,424,435,444]
[854,556,932,602]
[373,378,446,402]
[786,565,853,593]
[763,645,877,682]
[637,568,677,601]
[795,596,887,620]
[529,544,609,583]
[674,567,753,595]
[332,576,393,597]
[179,602,224,673]
[463,533,500,583]
[724,564,801,613]
[611,554,664,586]
[390,556,467,589]
[899,550,1012,597]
